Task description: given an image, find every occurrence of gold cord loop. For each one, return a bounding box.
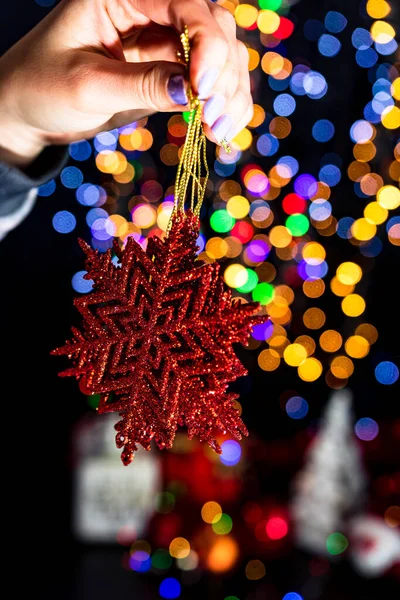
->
[167,26,230,234]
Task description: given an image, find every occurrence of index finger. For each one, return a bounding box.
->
[135,0,230,97]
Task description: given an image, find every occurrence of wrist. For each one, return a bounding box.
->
[0,118,46,169]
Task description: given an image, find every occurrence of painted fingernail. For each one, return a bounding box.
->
[198,67,220,100]
[203,94,226,127]
[167,74,188,105]
[211,114,234,143]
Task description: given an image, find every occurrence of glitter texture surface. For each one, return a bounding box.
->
[53,212,265,464]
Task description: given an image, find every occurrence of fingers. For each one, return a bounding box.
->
[203,40,253,146]
[69,52,189,115]
[122,25,181,63]
[136,0,230,97]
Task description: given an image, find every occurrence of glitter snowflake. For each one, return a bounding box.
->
[53,213,265,464]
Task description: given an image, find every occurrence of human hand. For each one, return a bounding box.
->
[0,0,252,168]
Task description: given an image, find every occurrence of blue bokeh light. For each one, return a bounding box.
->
[286,397,309,420]
[312,120,335,142]
[159,578,181,599]
[375,361,399,385]
[319,164,341,186]
[220,440,242,466]
[257,134,279,156]
[60,166,84,189]
[71,270,94,294]
[325,11,347,33]
[37,179,56,197]
[318,34,341,57]
[69,140,92,162]
[52,210,76,234]
[355,418,379,441]
[273,94,296,116]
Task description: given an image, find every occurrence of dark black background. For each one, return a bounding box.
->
[1,1,399,598]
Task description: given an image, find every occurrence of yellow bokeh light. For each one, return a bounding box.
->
[364,201,388,225]
[353,141,376,162]
[169,537,190,559]
[391,77,400,101]
[366,0,391,19]
[201,501,222,524]
[248,104,265,128]
[370,20,395,44]
[157,203,174,231]
[227,195,250,219]
[341,294,366,317]
[295,335,316,356]
[298,357,323,382]
[245,559,266,581]
[248,47,260,71]
[231,128,252,151]
[303,278,325,298]
[360,172,383,196]
[377,185,400,210]
[235,4,259,28]
[257,10,280,34]
[261,51,284,75]
[269,335,289,354]
[336,262,362,286]
[351,218,377,241]
[331,356,354,379]
[381,106,400,130]
[96,150,127,175]
[132,204,157,228]
[302,242,326,264]
[348,160,371,182]
[106,215,128,238]
[345,335,370,359]
[355,323,378,344]
[269,116,291,138]
[303,308,326,330]
[114,162,135,184]
[206,237,228,259]
[224,264,248,288]
[283,343,307,367]
[274,285,295,306]
[207,536,239,573]
[330,276,355,297]
[269,226,292,248]
[384,506,400,528]
[319,330,343,353]
[258,348,281,371]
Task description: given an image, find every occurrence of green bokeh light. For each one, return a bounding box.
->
[252,282,275,305]
[151,548,173,570]
[87,394,100,410]
[237,269,259,293]
[210,210,235,233]
[212,513,233,535]
[155,491,175,514]
[326,532,349,555]
[258,0,282,11]
[286,213,310,236]
[182,111,191,123]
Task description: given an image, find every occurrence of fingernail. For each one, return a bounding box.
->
[167,74,188,106]
[225,127,237,143]
[203,94,226,127]
[198,68,220,100]
[211,114,234,143]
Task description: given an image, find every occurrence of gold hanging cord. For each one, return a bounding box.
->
[167,26,231,234]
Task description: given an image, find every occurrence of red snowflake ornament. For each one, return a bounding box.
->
[53,213,265,465]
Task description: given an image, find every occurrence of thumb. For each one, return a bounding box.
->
[81,55,189,115]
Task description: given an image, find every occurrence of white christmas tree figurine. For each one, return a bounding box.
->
[291,389,366,556]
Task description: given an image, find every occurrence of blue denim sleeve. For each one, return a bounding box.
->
[0,145,69,239]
